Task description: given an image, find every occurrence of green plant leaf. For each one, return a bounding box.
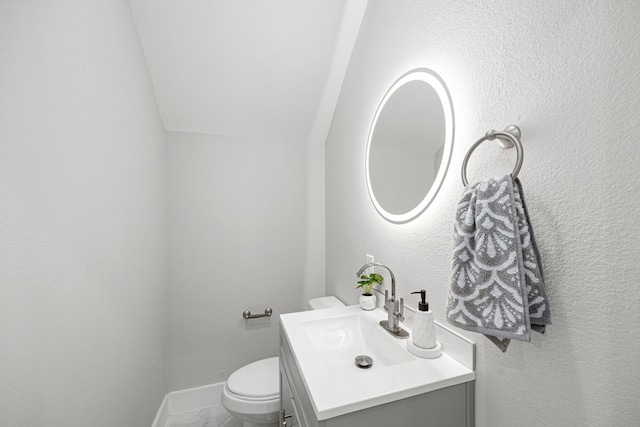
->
[369,273,384,284]
[356,272,382,293]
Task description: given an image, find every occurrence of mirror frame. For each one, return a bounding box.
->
[365,68,454,223]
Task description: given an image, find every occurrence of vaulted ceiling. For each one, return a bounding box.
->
[129,0,367,143]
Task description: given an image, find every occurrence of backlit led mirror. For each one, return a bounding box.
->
[365,69,454,223]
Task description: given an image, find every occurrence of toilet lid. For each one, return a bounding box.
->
[227,357,279,399]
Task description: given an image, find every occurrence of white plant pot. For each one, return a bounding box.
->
[359,293,376,310]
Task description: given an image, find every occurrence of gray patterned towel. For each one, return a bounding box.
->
[446,175,551,352]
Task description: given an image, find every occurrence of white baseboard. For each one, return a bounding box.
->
[152,382,226,427]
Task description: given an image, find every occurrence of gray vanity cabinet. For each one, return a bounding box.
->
[279,329,473,427]
[279,357,301,427]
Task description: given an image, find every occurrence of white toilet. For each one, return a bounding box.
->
[221,296,345,427]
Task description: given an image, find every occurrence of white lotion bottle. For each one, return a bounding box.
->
[407,290,442,358]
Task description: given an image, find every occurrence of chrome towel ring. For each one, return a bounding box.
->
[461,125,524,187]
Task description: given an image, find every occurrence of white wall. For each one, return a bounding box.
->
[326,1,640,426]
[0,1,167,426]
[166,132,324,391]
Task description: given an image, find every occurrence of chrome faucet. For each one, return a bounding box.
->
[356,262,409,339]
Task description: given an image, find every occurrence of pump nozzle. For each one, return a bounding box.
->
[411,290,429,311]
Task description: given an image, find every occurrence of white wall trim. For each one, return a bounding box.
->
[152,382,226,427]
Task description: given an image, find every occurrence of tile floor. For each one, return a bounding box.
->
[164,404,241,427]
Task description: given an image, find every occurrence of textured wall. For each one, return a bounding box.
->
[166,132,325,391]
[0,1,167,425]
[326,1,640,426]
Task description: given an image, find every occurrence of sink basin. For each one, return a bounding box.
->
[280,304,475,420]
[301,313,413,375]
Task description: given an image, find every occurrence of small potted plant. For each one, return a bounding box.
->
[356,273,384,310]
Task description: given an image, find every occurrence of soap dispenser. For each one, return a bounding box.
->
[407,290,442,359]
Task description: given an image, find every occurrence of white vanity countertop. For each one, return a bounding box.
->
[280,305,475,420]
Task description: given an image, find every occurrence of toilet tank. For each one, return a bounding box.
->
[307,296,345,310]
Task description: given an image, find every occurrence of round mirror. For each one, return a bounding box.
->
[365,69,454,223]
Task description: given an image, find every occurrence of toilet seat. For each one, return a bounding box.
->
[226,356,279,399]
[221,356,280,420]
